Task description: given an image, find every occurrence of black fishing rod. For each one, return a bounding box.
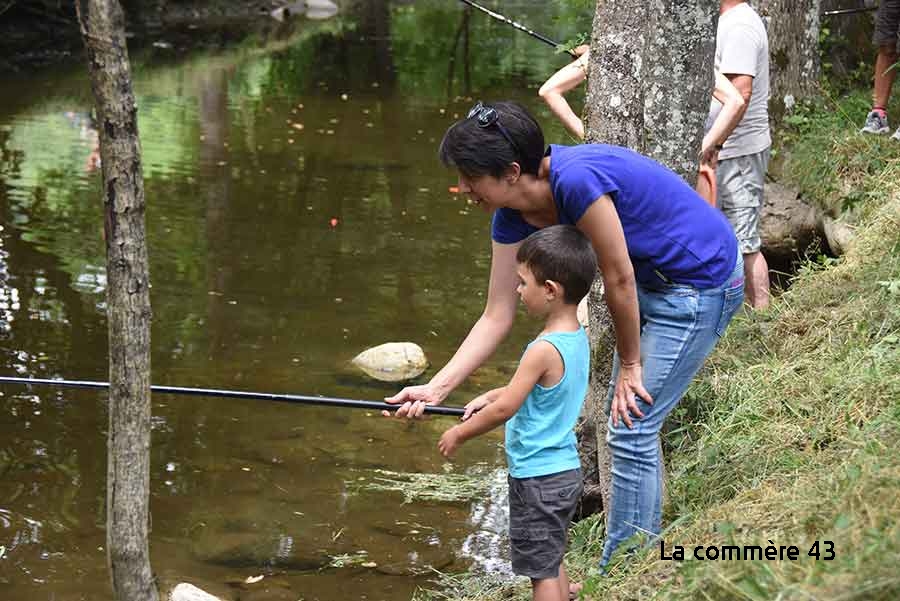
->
[823,6,878,17]
[457,0,578,58]
[0,376,466,417]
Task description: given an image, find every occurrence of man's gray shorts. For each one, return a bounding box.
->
[874,0,900,48]
[508,468,582,580]
[717,148,770,255]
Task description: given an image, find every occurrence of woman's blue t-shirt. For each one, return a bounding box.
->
[491,144,739,289]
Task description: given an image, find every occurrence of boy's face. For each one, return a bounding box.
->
[516,263,549,316]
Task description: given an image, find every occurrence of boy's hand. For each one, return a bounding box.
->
[462,393,492,421]
[438,427,463,458]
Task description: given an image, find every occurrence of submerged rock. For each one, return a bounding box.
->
[351,342,428,382]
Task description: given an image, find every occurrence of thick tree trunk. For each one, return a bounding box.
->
[750,0,822,118]
[76,2,157,601]
[576,0,718,517]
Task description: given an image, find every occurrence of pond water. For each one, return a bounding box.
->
[0,1,589,599]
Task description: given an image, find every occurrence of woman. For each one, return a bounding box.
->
[386,101,744,566]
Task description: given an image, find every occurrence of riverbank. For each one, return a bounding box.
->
[417,93,900,600]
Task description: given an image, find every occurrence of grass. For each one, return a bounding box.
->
[415,96,900,601]
[777,87,900,217]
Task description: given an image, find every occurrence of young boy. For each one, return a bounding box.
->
[438,224,597,601]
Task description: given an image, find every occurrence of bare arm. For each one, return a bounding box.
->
[701,71,747,165]
[439,343,553,457]
[577,196,652,428]
[385,241,520,417]
[538,47,589,140]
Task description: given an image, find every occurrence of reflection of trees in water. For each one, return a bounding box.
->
[447,5,472,98]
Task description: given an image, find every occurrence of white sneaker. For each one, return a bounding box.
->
[860,110,890,135]
[892,127,900,141]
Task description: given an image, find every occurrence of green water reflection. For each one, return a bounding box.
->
[0,1,589,599]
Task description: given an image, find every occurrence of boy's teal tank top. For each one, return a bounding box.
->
[505,327,590,479]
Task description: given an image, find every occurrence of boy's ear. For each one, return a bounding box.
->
[544,279,564,299]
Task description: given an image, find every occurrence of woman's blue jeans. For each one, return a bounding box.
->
[600,255,745,566]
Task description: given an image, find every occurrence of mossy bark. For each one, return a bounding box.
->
[576,0,717,517]
[76,2,157,600]
[751,0,822,118]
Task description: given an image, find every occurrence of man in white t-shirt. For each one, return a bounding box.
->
[705,0,771,309]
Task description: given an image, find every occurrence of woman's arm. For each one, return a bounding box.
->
[538,47,589,140]
[700,71,746,166]
[577,196,653,428]
[385,241,521,418]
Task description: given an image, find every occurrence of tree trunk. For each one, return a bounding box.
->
[576,0,718,517]
[750,0,822,118]
[76,2,157,601]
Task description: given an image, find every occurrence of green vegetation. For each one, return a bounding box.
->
[778,89,900,216]
[354,464,497,504]
[416,98,900,600]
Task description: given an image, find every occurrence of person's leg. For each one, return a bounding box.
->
[874,44,899,112]
[600,265,745,566]
[873,0,900,111]
[864,2,900,134]
[743,250,770,309]
[557,564,571,601]
[717,151,769,308]
[533,577,564,601]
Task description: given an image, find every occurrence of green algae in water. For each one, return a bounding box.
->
[353,463,497,504]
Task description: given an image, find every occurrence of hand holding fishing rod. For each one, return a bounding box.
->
[0,376,467,417]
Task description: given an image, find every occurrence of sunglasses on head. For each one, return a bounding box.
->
[467,101,520,156]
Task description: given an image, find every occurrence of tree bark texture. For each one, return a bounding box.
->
[750,0,822,117]
[576,0,717,517]
[76,2,157,601]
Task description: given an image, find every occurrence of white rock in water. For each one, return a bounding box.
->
[306,0,338,11]
[169,583,224,601]
[306,0,338,19]
[351,342,428,382]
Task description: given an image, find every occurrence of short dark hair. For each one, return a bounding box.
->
[516,225,597,305]
[438,101,545,178]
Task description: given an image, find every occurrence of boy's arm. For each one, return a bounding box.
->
[462,386,506,420]
[438,342,554,458]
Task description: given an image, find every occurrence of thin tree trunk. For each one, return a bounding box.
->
[577,0,718,516]
[76,2,157,600]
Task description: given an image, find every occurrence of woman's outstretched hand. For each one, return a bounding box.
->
[383,383,445,419]
[611,361,653,429]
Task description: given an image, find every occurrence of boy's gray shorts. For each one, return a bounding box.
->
[874,0,900,48]
[716,148,770,254]
[508,468,582,580]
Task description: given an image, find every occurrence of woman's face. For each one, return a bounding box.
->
[456,171,512,212]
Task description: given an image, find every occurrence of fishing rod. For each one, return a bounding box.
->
[823,6,878,17]
[457,0,578,58]
[0,376,466,417]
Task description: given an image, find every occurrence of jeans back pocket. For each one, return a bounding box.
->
[716,285,744,337]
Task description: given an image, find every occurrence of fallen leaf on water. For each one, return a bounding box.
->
[361,561,377,568]
[245,575,264,584]
[448,186,459,193]
[291,123,305,131]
